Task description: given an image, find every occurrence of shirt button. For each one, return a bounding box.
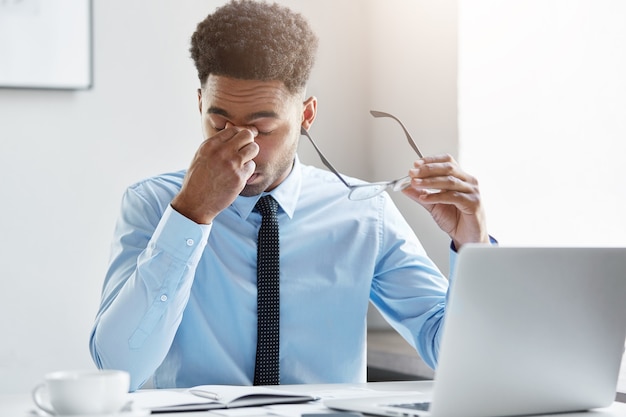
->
[160,294,168,302]
[186,238,194,246]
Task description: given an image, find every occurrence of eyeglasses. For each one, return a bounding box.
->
[300,110,424,201]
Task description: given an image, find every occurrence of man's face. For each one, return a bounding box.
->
[198,75,306,197]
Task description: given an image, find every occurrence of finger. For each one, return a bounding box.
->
[195,129,259,179]
[409,174,476,194]
[242,159,256,179]
[413,153,458,166]
[411,155,464,179]
[416,188,482,215]
[211,125,259,145]
[238,140,260,163]
[401,187,437,213]
[410,155,477,187]
[207,128,259,165]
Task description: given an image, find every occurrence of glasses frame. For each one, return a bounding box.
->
[300,110,424,200]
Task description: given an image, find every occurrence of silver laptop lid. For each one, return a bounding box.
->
[432,246,626,417]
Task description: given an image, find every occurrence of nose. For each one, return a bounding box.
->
[225,122,258,137]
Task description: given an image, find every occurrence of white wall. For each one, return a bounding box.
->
[0,0,208,394]
[0,0,457,393]
[458,0,626,246]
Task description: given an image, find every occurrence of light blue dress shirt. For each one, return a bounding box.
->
[90,157,451,391]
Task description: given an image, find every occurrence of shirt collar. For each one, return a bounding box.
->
[232,156,302,220]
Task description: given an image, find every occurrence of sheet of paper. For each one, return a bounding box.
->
[264,403,330,417]
[129,389,215,409]
[209,407,273,416]
[307,388,423,400]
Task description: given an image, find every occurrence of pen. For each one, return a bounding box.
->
[189,389,222,401]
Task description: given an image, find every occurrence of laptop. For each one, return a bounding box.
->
[326,246,626,417]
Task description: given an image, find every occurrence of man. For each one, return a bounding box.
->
[90,0,489,392]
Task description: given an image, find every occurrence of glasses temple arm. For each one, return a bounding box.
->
[399,125,423,159]
[370,111,424,158]
[300,127,352,189]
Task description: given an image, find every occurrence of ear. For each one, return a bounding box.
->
[301,96,317,130]
[197,88,203,114]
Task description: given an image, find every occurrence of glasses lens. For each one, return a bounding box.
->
[392,176,412,192]
[348,184,387,200]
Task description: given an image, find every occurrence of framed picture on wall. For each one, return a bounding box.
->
[0,0,92,90]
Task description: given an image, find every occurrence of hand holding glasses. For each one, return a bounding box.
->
[300,110,424,200]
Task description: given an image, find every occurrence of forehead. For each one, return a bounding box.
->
[202,75,296,115]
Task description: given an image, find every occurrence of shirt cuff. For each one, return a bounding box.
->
[449,235,498,279]
[149,204,212,263]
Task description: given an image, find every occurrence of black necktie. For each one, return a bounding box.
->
[254,195,280,385]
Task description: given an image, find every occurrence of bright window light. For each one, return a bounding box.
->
[459,0,626,246]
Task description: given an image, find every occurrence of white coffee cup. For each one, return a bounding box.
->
[32,369,130,415]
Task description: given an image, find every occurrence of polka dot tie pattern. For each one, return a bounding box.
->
[253,195,280,385]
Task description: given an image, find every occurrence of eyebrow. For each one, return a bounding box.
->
[207,107,280,122]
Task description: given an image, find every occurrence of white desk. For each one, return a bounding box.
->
[2,381,626,417]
